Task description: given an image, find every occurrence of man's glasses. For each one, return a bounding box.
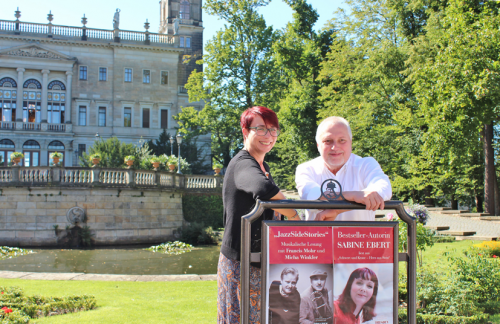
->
[248,126,280,137]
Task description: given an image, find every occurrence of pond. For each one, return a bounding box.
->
[0,245,220,275]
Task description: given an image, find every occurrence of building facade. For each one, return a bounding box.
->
[0,0,205,167]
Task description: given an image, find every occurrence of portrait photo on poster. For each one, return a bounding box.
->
[267,263,334,324]
[332,263,394,324]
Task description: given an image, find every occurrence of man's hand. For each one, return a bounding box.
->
[343,191,385,211]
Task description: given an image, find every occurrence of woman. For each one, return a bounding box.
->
[334,268,378,324]
[217,106,300,324]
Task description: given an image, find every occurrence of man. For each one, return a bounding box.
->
[269,267,301,324]
[299,270,333,324]
[296,116,392,221]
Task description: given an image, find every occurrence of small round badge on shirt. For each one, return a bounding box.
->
[320,179,345,202]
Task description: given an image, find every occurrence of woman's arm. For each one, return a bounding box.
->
[270,191,300,220]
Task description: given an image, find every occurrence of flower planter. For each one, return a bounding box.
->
[168,164,176,172]
[12,158,21,166]
[52,157,60,165]
[125,160,134,168]
[152,162,160,170]
[92,158,100,167]
[214,168,221,175]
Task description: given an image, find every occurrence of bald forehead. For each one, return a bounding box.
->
[318,122,350,140]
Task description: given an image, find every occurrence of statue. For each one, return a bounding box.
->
[173,15,180,35]
[113,8,120,29]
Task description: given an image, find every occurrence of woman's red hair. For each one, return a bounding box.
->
[337,267,378,321]
[240,106,279,131]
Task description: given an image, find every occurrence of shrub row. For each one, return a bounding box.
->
[0,286,96,323]
[398,309,490,324]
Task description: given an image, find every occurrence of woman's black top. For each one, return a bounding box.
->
[220,150,280,264]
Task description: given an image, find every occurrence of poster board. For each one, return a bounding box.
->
[262,221,398,324]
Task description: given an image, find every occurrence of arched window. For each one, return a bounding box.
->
[23,79,42,124]
[23,140,40,167]
[48,140,65,166]
[0,139,15,166]
[0,77,17,125]
[47,81,66,124]
[179,0,190,19]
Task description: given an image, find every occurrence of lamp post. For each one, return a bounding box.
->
[169,136,175,156]
[176,133,183,174]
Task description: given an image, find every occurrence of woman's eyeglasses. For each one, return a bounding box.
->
[248,126,280,137]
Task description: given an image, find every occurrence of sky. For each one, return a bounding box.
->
[2,0,347,53]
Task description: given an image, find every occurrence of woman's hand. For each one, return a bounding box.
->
[316,209,350,221]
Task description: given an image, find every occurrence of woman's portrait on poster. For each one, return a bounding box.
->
[333,267,378,324]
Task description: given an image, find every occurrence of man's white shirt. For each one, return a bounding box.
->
[295,153,392,221]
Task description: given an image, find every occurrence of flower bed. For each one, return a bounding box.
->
[0,286,96,323]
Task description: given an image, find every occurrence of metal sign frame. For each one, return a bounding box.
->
[240,199,416,324]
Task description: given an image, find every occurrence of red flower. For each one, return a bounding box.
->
[0,291,3,294]
[1,306,12,314]
[494,255,498,258]
[478,254,482,256]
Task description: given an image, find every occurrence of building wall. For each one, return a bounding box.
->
[0,1,208,168]
[0,187,183,247]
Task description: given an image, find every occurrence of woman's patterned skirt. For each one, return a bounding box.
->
[217,253,261,324]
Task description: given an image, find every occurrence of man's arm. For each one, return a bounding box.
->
[299,297,315,324]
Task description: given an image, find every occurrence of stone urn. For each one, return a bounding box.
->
[52,157,60,165]
[92,158,100,167]
[214,168,221,175]
[168,164,176,172]
[125,160,134,168]
[152,162,160,170]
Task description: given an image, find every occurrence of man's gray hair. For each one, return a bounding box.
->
[281,267,299,281]
[315,116,352,144]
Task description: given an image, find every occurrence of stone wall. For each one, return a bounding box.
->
[0,186,183,247]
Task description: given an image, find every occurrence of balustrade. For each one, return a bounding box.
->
[18,167,51,183]
[22,122,41,131]
[0,121,15,130]
[47,123,66,132]
[0,19,176,47]
[0,166,222,192]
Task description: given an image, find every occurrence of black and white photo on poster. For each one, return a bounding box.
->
[267,263,334,324]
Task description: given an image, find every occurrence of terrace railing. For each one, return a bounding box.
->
[0,19,176,47]
[0,166,222,192]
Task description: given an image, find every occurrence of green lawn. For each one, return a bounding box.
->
[0,279,217,323]
[1,240,497,323]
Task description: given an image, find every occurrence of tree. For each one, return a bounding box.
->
[175,0,280,167]
[265,0,335,189]
[80,137,135,168]
[148,129,209,174]
[409,0,500,214]
[317,0,430,200]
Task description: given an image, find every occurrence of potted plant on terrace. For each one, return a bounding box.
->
[89,153,101,167]
[10,152,24,166]
[150,156,161,170]
[213,160,223,175]
[50,151,63,166]
[166,155,177,172]
[124,155,135,168]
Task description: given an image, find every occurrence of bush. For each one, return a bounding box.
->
[180,222,221,245]
[182,194,223,229]
[398,308,489,324]
[146,241,194,255]
[0,286,96,322]
[450,248,500,314]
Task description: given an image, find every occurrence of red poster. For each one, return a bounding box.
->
[268,226,333,264]
[266,225,396,324]
[333,227,394,263]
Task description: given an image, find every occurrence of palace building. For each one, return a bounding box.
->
[0,0,206,167]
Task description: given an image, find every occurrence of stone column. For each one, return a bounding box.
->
[65,71,73,124]
[16,68,24,121]
[41,69,50,123]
